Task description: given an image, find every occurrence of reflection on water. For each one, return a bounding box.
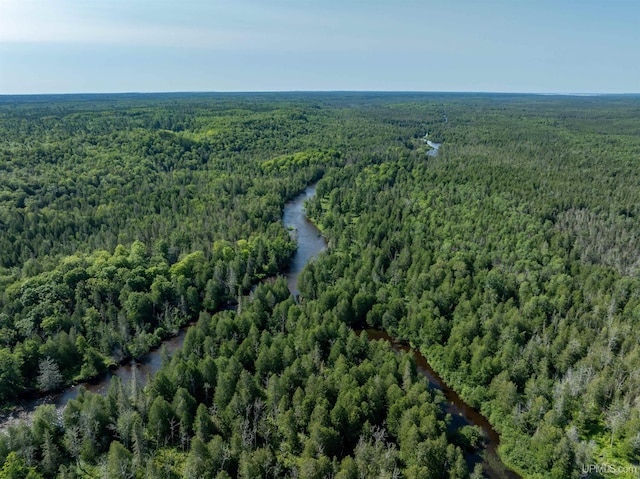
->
[0,185,322,431]
[282,179,520,479]
[426,140,441,157]
[0,329,189,431]
[0,174,520,479]
[361,330,520,479]
[283,184,327,297]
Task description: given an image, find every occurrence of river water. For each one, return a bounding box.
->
[362,330,520,479]
[0,329,189,431]
[284,183,519,479]
[282,183,327,297]
[426,140,441,156]
[0,179,520,479]
[0,185,326,431]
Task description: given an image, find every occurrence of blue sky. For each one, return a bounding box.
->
[0,0,638,94]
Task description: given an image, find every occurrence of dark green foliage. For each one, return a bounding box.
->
[1,278,470,478]
[305,94,640,477]
[2,93,640,478]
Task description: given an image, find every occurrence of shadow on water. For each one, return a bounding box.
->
[359,330,520,479]
[0,328,191,430]
[284,180,520,479]
[1,177,521,479]
[0,183,325,431]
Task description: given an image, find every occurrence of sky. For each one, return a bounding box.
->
[0,0,638,94]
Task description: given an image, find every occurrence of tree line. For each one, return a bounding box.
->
[305,95,640,478]
[2,93,639,478]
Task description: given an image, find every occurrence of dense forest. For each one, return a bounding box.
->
[0,93,639,478]
[304,95,640,478]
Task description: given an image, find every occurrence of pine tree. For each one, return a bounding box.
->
[37,357,64,392]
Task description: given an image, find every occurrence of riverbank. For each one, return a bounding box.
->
[1,179,520,478]
[295,180,521,479]
[0,185,322,433]
[361,329,521,479]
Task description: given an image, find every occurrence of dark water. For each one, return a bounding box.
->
[0,329,189,431]
[0,187,322,431]
[284,183,520,479]
[59,331,188,401]
[361,330,520,479]
[0,179,521,478]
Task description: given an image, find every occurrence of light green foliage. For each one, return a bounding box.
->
[0,452,43,479]
[305,95,640,476]
[2,93,640,478]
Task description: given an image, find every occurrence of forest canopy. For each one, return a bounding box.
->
[0,93,639,478]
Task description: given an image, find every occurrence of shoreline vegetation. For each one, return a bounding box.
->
[294,183,520,478]
[305,179,521,479]
[0,93,639,478]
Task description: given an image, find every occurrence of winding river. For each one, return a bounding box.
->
[1,180,520,479]
[0,184,328,432]
[426,140,441,156]
[282,183,327,297]
[0,327,190,432]
[286,184,520,479]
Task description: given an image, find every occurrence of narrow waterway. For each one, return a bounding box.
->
[1,177,520,479]
[0,184,326,432]
[286,183,520,479]
[0,328,190,431]
[426,140,441,156]
[362,330,520,479]
[282,183,327,297]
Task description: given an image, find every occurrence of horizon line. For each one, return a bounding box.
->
[1,90,639,98]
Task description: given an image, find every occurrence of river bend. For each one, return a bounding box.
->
[1,180,520,479]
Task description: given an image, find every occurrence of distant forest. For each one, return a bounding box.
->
[0,93,639,478]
